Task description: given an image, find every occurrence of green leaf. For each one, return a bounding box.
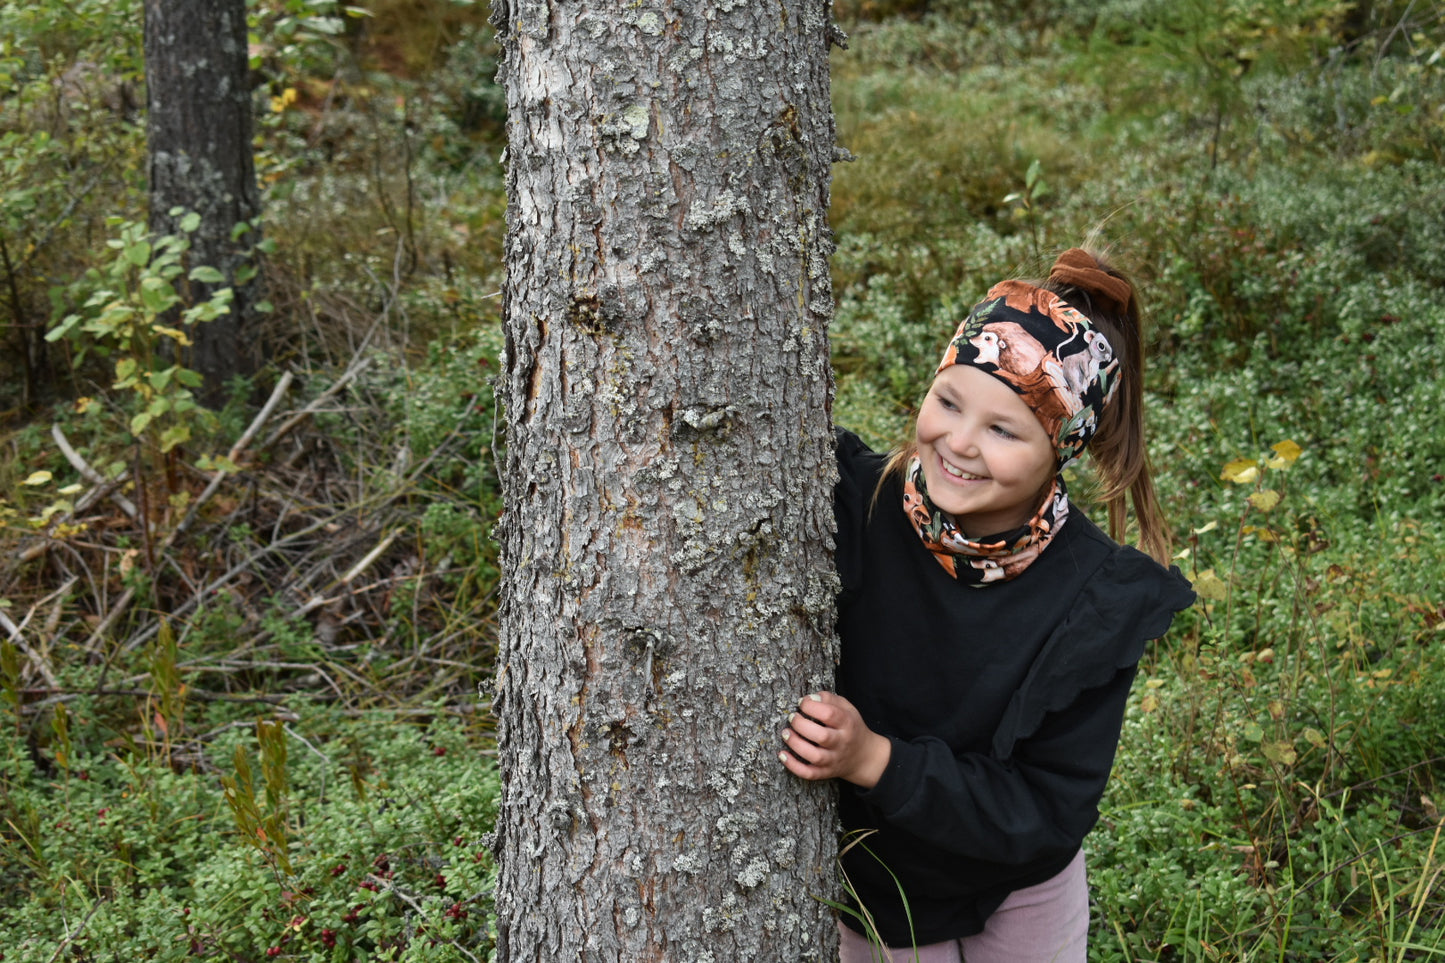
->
[190,265,226,284]
[180,211,201,233]
[305,15,346,34]
[45,314,82,342]
[130,411,154,436]
[140,275,179,315]
[196,454,242,473]
[159,425,191,453]
[124,239,152,266]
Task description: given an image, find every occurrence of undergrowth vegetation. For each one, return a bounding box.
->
[2,0,1443,958]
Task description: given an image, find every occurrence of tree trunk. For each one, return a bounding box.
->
[144,0,263,406]
[491,2,842,960]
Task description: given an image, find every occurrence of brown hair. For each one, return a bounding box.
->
[875,246,1174,565]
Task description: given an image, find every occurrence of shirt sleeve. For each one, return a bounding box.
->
[857,663,1138,867]
[832,427,882,594]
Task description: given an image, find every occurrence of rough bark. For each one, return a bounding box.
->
[144,0,263,405]
[492,2,842,960]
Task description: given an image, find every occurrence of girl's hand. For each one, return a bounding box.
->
[779,691,891,789]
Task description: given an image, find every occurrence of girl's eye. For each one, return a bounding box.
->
[991,425,1018,440]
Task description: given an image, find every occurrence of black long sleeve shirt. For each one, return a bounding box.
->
[833,429,1195,946]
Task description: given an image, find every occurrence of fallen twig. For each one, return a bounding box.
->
[261,355,372,451]
[52,424,139,520]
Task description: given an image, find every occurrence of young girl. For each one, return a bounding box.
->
[780,248,1195,962]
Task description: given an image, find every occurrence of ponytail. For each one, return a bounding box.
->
[1042,247,1173,565]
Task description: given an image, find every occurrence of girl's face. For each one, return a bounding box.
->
[915,365,1057,537]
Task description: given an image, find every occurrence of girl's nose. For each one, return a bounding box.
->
[947,427,980,458]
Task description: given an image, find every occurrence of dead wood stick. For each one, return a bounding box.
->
[260,355,372,451]
[52,424,139,520]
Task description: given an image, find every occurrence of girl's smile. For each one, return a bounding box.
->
[915,365,1057,537]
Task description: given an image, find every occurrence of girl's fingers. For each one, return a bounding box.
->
[795,695,840,728]
[779,748,825,780]
[779,743,836,781]
[786,712,834,748]
[781,727,822,764]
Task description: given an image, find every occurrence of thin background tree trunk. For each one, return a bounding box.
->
[492,1,843,959]
[144,0,263,405]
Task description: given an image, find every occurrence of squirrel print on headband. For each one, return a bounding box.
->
[939,275,1120,470]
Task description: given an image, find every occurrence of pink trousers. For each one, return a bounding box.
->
[836,849,1089,963]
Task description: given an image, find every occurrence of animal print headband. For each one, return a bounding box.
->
[936,258,1122,469]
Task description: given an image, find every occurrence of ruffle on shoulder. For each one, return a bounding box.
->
[990,546,1195,760]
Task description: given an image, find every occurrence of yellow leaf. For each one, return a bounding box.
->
[1193,520,1219,535]
[1222,459,1259,484]
[1248,490,1282,511]
[1269,439,1302,467]
[1193,568,1229,601]
[1262,740,1297,766]
[23,471,53,486]
[153,325,192,346]
[1140,693,1159,714]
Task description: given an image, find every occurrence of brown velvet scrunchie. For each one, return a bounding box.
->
[1048,248,1132,316]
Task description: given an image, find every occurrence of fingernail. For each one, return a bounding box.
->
[787,712,796,724]
[782,730,791,741]
[809,693,823,702]
[778,751,789,763]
